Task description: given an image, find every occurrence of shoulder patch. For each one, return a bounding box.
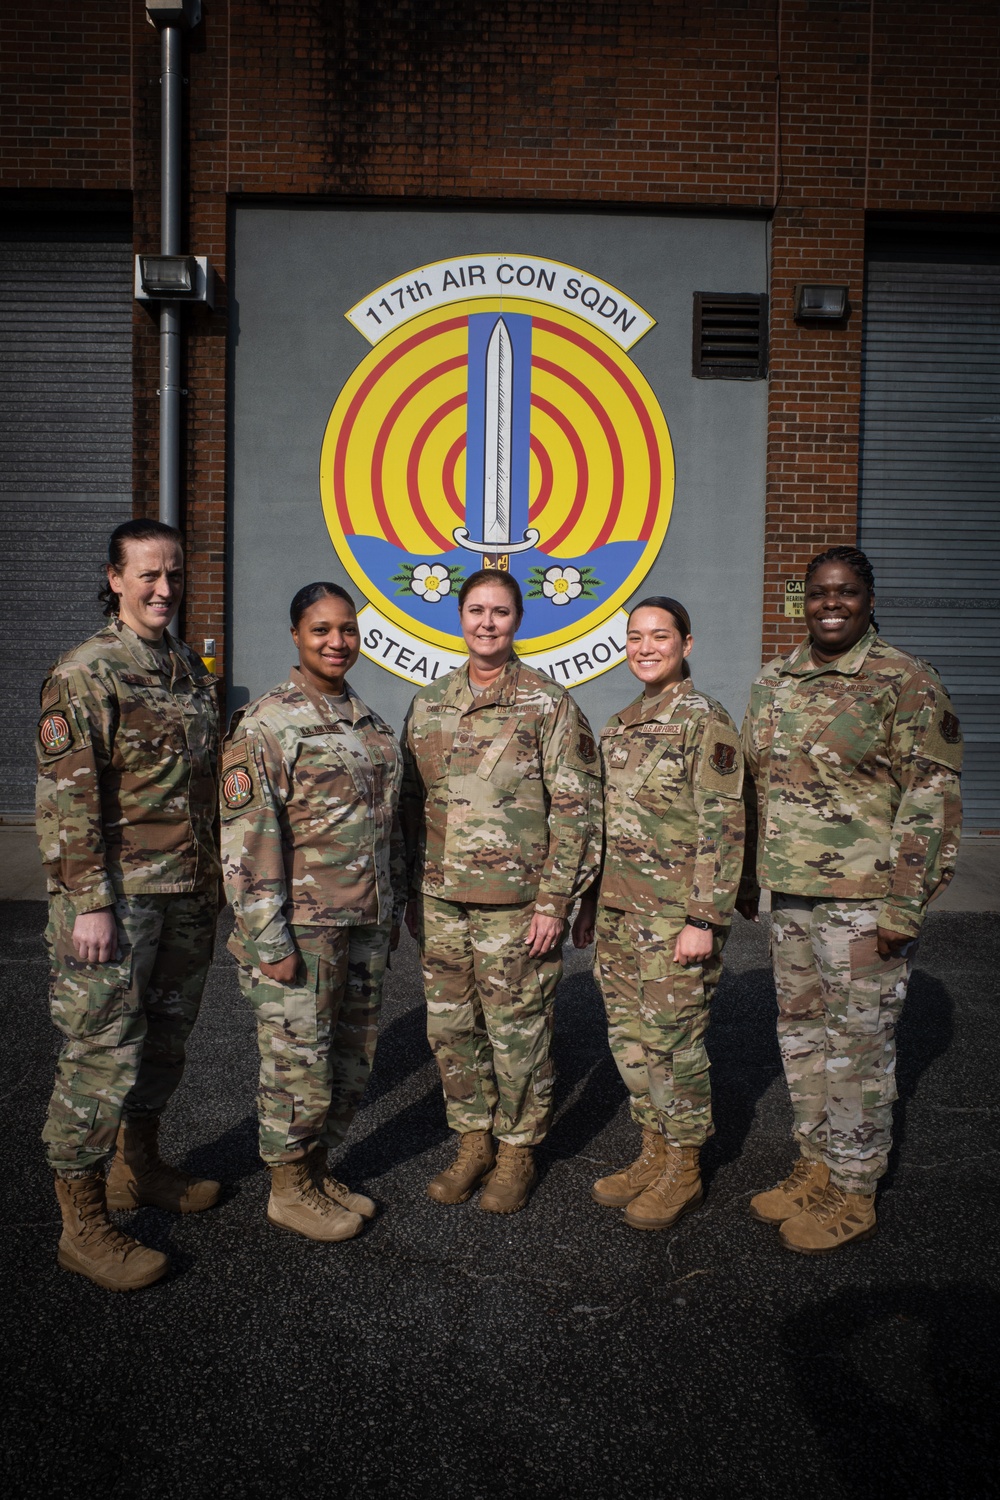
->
[919,695,964,773]
[220,739,266,817]
[222,764,255,811]
[38,709,74,758]
[577,730,597,765]
[698,724,743,799]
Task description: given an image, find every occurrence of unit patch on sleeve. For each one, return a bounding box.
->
[38,711,73,758]
[698,725,743,798]
[920,695,964,773]
[222,766,254,810]
[577,731,598,765]
[220,740,265,816]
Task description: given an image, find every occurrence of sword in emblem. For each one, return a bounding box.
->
[453,317,539,570]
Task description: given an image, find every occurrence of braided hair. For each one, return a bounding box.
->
[804,546,879,632]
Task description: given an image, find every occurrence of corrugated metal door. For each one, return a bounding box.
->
[0,214,133,815]
[859,236,1000,832]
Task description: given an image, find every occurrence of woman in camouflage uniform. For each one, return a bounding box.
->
[37,519,222,1292]
[738,546,963,1253]
[401,570,601,1215]
[222,583,404,1243]
[573,597,745,1230]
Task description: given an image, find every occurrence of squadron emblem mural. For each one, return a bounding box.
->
[319,255,675,686]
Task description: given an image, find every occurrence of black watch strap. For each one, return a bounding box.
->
[684,916,714,931]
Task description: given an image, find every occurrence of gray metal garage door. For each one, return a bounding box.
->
[859,234,1000,832]
[0,213,133,815]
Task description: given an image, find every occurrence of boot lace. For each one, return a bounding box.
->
[808,1183,848,1224]
[493,1149,530,1185]
[782,1158,819,1193]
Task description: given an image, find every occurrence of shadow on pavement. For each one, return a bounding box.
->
[781,1282,1000,1498]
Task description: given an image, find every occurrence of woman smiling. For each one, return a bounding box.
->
[738,546,963,1253]
[401,569,601,1215]
[222,583,405,1242]
[573,596,745,1231]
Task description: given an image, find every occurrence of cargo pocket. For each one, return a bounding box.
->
[672,1040,711,1118]
[279,951,320,1044]
[846,934,906,1034]
[258,1086,305,1160]
[861,1072,898,1110]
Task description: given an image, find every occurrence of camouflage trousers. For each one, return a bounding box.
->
[419,896,562,1147]
[771,893,913,1193]
[238,923,389,1165]
[596,906,722,1147]
[43,890,217,1173]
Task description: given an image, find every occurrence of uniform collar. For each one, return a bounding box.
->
[615,678,688,727]
[110,617,191,684]
[444,654,521,711]
[781,625,878,680]
[290,664,362,724]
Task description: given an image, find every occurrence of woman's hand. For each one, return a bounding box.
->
[526,912,565,958]
[404,898,420,941]
[735,894,760,922]
[260,952,299,985]
[571,896,597,950]
[673,922,714,966]
[876,925,915,961]
[72,908,118,964]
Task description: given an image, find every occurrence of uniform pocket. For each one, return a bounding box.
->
[276,950,321,1044]
[861,1072,898,1110]
[809,703,882,775]
[845,934,907,1033]
[85,947,136,1045]
[672,1040,712,1116]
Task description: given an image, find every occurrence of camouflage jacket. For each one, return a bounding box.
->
[594,680,745,926]
[400,656,602,918]
[740,627,963,936]
[222,667,404,966]
[35,619,221,911]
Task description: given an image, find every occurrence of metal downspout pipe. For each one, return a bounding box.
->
[159,23,183,530]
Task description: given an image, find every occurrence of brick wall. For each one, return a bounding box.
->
[2,1,998,665]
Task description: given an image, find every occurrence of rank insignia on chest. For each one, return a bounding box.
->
[38,712,72,756]
[940,711,961,744]
[222,767,254,810]
[709,741,737,775]
[608,745,630,768]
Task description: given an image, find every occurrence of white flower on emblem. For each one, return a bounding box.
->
[410,564,452,603]
[542,565,583,605]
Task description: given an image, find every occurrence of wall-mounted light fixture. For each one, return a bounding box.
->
[793,284,849,321]
[145,0,201,25]
[135,254,215,308]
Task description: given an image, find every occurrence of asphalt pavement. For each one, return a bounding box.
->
[3,902,999,1500]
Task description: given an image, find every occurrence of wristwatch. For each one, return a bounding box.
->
[684,916,714,931]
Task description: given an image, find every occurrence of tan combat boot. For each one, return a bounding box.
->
[779,1182,876,1254]
[479,1142,538,1215]
[749,1156,830,1225]
[106,1115,220,1214]
[55,1171,169,1291]
[591,1127,669,1207]
[624,1142,703,1231]
[307,1144,376,1220]
[426,1129,496,1205]
[267,1159,363,1242]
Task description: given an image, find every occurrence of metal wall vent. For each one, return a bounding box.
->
[692,292,769,379]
